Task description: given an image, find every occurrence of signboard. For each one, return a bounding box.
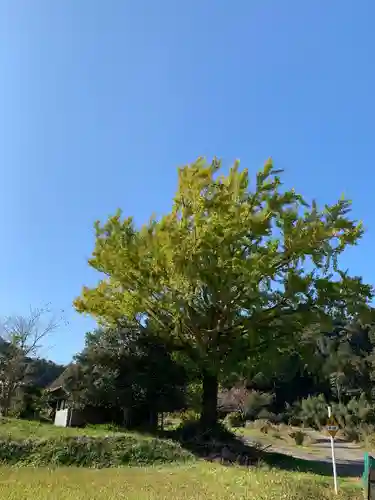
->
[325,415,340,439]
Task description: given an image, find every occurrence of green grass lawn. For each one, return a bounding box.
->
[0,417,123,439]
[0,418,364,499]
[0,463,362,500]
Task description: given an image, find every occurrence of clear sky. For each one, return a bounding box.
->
[1,1,374,365]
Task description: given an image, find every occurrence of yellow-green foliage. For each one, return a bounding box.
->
[74,157,372,383]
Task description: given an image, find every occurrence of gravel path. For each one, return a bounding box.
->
[245,429,366,478]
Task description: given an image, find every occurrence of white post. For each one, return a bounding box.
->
[328,406,338,495]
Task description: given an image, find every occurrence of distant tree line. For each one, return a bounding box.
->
[4,312,375,433]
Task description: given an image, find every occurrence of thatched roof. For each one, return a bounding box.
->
[46,363,74,392]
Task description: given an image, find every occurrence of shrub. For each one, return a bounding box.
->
[359,424,375,447]
[297,394,327,429]
[289,393,375,437]
[289,430,305,446]
[260,423,270,434]
[334,394,375,428]
[244,391,274,421]
[283,403,301,426]
[342,426,360,443]
[176,419,234,444]
[179,409,200,424]
[257,409,280,423]
[225,411,245,428]
[248,419,273,434]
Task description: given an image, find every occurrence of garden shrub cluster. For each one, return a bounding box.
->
[293,393,375,431]
[224,391,375,445]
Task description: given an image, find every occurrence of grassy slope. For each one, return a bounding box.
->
[0,418,194,467]
[0,463,361,500]
[0,419,363,498]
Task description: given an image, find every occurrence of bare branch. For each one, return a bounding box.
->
[0,304,65,416]
[1,304,65,358]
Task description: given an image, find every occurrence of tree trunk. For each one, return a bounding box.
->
[149,408,158,431]
[200,371,218,429]
[0,386,13,417]
[122,407,131,428]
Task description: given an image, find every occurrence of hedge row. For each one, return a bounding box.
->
[0,434,194,467]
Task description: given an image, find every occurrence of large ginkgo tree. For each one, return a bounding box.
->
[74,158,373,429]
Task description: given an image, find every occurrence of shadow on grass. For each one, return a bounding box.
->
[262,451,363,478]
[155,422,363,479]
[155,422,261,465]
[312,437,348,445]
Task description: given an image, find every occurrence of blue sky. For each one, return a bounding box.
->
[1,1,374,364]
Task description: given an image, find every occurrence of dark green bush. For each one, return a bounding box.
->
[296,394,327,429]
[0,434,194,467]
[244,391,274,421]
[257,409,281,423]
[333,394,375,428]
[176,419,234,443]
[179,409,200,423]
[293,393,375,433]
[284,403,302,426]
[289,430,305,446]
[225,411,245,428]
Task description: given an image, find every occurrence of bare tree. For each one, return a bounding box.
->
[218,384,250,416]
[0,305,64,416]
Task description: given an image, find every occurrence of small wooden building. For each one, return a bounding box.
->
[46,365,156,429]
[46,365,112,427]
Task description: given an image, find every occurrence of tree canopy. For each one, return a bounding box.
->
[63,324,186,429]
[74,157,374,428]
